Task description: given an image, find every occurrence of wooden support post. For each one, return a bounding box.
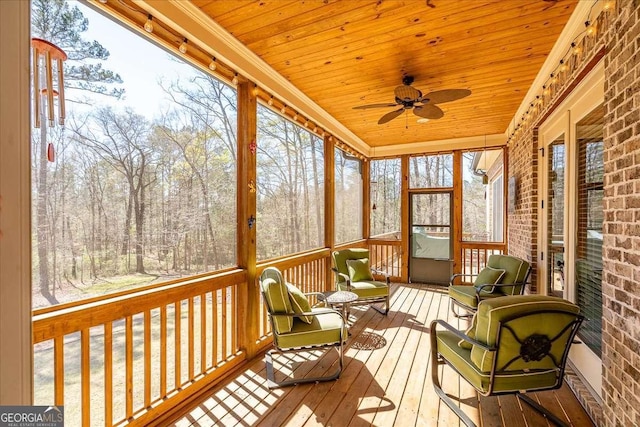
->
[324,135,335,291]
[452,150,463,275]
[362,159,370,241]
[400,155,410,283]
[237,80,258,359]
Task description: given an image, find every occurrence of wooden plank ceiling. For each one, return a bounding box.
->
[193,0,578,148]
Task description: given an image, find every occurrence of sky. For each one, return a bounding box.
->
[72,2,199,119]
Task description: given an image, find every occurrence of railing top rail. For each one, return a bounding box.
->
[33,269,246,343]
[256,248,330,274]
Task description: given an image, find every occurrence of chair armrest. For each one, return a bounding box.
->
[475,282,524,295]
[450,273,478,286]
[274,308,346,324]
[371,268,391,284]
[430,319,495,352]
[331,268,351,288]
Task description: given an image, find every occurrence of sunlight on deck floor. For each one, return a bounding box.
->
[170,283,594,427]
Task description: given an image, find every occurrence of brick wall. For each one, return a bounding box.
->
[507,1,640,425]
[601,1,640,426]
[507,129,538,292]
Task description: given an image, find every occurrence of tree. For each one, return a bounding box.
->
[31,0,124,304]
[70,107,153,274]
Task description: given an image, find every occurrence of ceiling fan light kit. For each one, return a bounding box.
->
[353,75,470,125]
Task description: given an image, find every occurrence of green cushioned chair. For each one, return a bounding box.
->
[449,254,531,318]
[430,295,584,427]
[331,248,390,315]
[259,267,347,388]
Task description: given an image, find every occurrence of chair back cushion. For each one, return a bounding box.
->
[470,295,581,373]
[486,254,530,295]
[473,267,506,291]
[346,258,374,282]
[332,249,370,282]
[260,267,294,334]
[287,283,313,324]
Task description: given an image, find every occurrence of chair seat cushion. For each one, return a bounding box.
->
[275,308,346,349]
[338,280,388,299]
[436,330,560,394]
[449,285,502,309]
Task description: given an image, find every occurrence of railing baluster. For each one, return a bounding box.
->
[188,298,194,380]
[213,290,218,366]
[200,293,207,373]
[54,336,64,406]
[125,315,133,419]
[222,288,228,359]
[81,328,90,425]
[104,322,112,427]
[144,310,151,408]
[160,306,167,398]
[175,302,181,389]
[231,285,237,352]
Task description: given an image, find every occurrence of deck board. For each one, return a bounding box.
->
[171,284,595,427]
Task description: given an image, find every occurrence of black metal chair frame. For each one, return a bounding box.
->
[449,266,532,318]
[430,308,585,427]
[260,286,347,389]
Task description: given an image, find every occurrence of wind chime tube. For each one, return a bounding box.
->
[57,58,65,126]
[33,47,41,128]
[45,50,55,127]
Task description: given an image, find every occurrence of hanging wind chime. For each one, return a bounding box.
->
[31,38,67,162]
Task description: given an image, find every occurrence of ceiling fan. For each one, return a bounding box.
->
[353,75,471,124]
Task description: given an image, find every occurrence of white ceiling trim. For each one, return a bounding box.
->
[137,0,369,154]
[370,134,506,158]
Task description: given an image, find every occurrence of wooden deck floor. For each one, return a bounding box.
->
[170,283,595,427]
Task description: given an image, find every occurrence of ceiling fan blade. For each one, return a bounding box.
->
[413,104,444,120]
[394,85,422,102]
[378,108,405,124]
[353,103,399,110]
[422,89,471,104]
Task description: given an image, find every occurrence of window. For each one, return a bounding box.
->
[256,106,324,259]
[409,153,453,188]
[576,104,604,357]
[31,1,237,309]
[334,148,363,243]
[462,149,504,241]
[491,175,504,241]
[370,158,401,239]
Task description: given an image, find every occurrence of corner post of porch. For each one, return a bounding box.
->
[324,135,335,291]
[452,150,463,275]
[400,155,409,282]
[237,80,258,359]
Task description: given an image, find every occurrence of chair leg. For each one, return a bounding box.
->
[517,394,569,427]
[265,343,344,389]
[450,298,474,319]
[430,322,478,427]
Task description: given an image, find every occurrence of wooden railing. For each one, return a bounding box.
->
[368,239,402,280]
[32,269,246,427]
[460,242,506,276]
[31,242,506,425]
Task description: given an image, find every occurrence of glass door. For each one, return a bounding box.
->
[409,192,452,284]
[547,138,566,297]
